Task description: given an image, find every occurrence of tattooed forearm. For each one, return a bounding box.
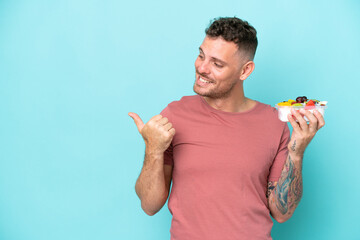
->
[275,158,295,214]
[271,154,303,216]
[267,182,275,198]
[291,140,296,151]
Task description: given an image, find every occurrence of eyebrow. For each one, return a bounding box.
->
[199,47,227,65]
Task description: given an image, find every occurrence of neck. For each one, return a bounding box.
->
[202,83,251,113]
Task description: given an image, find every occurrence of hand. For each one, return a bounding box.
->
[128,112,176,154]
[287,108,325,157]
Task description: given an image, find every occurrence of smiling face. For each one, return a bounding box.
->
[193,36,250,99]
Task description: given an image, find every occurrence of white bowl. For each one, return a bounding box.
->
[275,104,328,122]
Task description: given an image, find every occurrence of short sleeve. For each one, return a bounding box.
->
[160,106,174,166]
[268,123,290,181]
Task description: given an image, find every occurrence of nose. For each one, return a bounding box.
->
[196,59,210,75]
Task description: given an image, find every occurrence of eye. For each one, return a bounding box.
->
[214,62,223,68]
[198,54,204,59]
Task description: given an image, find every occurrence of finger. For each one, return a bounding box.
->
[128,112,145,133]
[288,112,301,132]
[313,109,325,130]
[300,109,318,132]
[158,116,169,125]
[151,114,164,122]
[164,122,173,131]
[291,109,308,132]
[169,128,176,136]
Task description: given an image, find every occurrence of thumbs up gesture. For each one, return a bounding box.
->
[128,112,176,154]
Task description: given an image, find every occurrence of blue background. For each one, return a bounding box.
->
[0,0,359,239]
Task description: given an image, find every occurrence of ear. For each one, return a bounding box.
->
[239,60,255,81]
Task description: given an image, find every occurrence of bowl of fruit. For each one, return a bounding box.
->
[275,96,328,122]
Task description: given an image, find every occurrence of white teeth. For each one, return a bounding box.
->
[200,77,211,83]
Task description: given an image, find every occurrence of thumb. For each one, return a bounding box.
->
[128,112,145,133]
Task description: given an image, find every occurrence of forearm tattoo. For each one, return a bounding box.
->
[291,140,296,151]
[267,182,275,198]
[268,154,303,215]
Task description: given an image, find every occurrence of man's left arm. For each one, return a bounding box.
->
[267,108,325,223]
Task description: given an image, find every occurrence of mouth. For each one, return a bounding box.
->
[196,75,214,86]
[197,74,214,83]
[199,77,212,83]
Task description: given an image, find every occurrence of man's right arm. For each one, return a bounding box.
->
[135,148,173,216]
[128,112,175,216]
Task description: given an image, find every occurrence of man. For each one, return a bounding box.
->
[129,17,325,240]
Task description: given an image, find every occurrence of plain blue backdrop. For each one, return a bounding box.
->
[0,0,359,239]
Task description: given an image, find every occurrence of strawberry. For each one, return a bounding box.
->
[306,100,315,106]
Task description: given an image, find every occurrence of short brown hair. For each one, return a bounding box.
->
[205,17,258,60]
